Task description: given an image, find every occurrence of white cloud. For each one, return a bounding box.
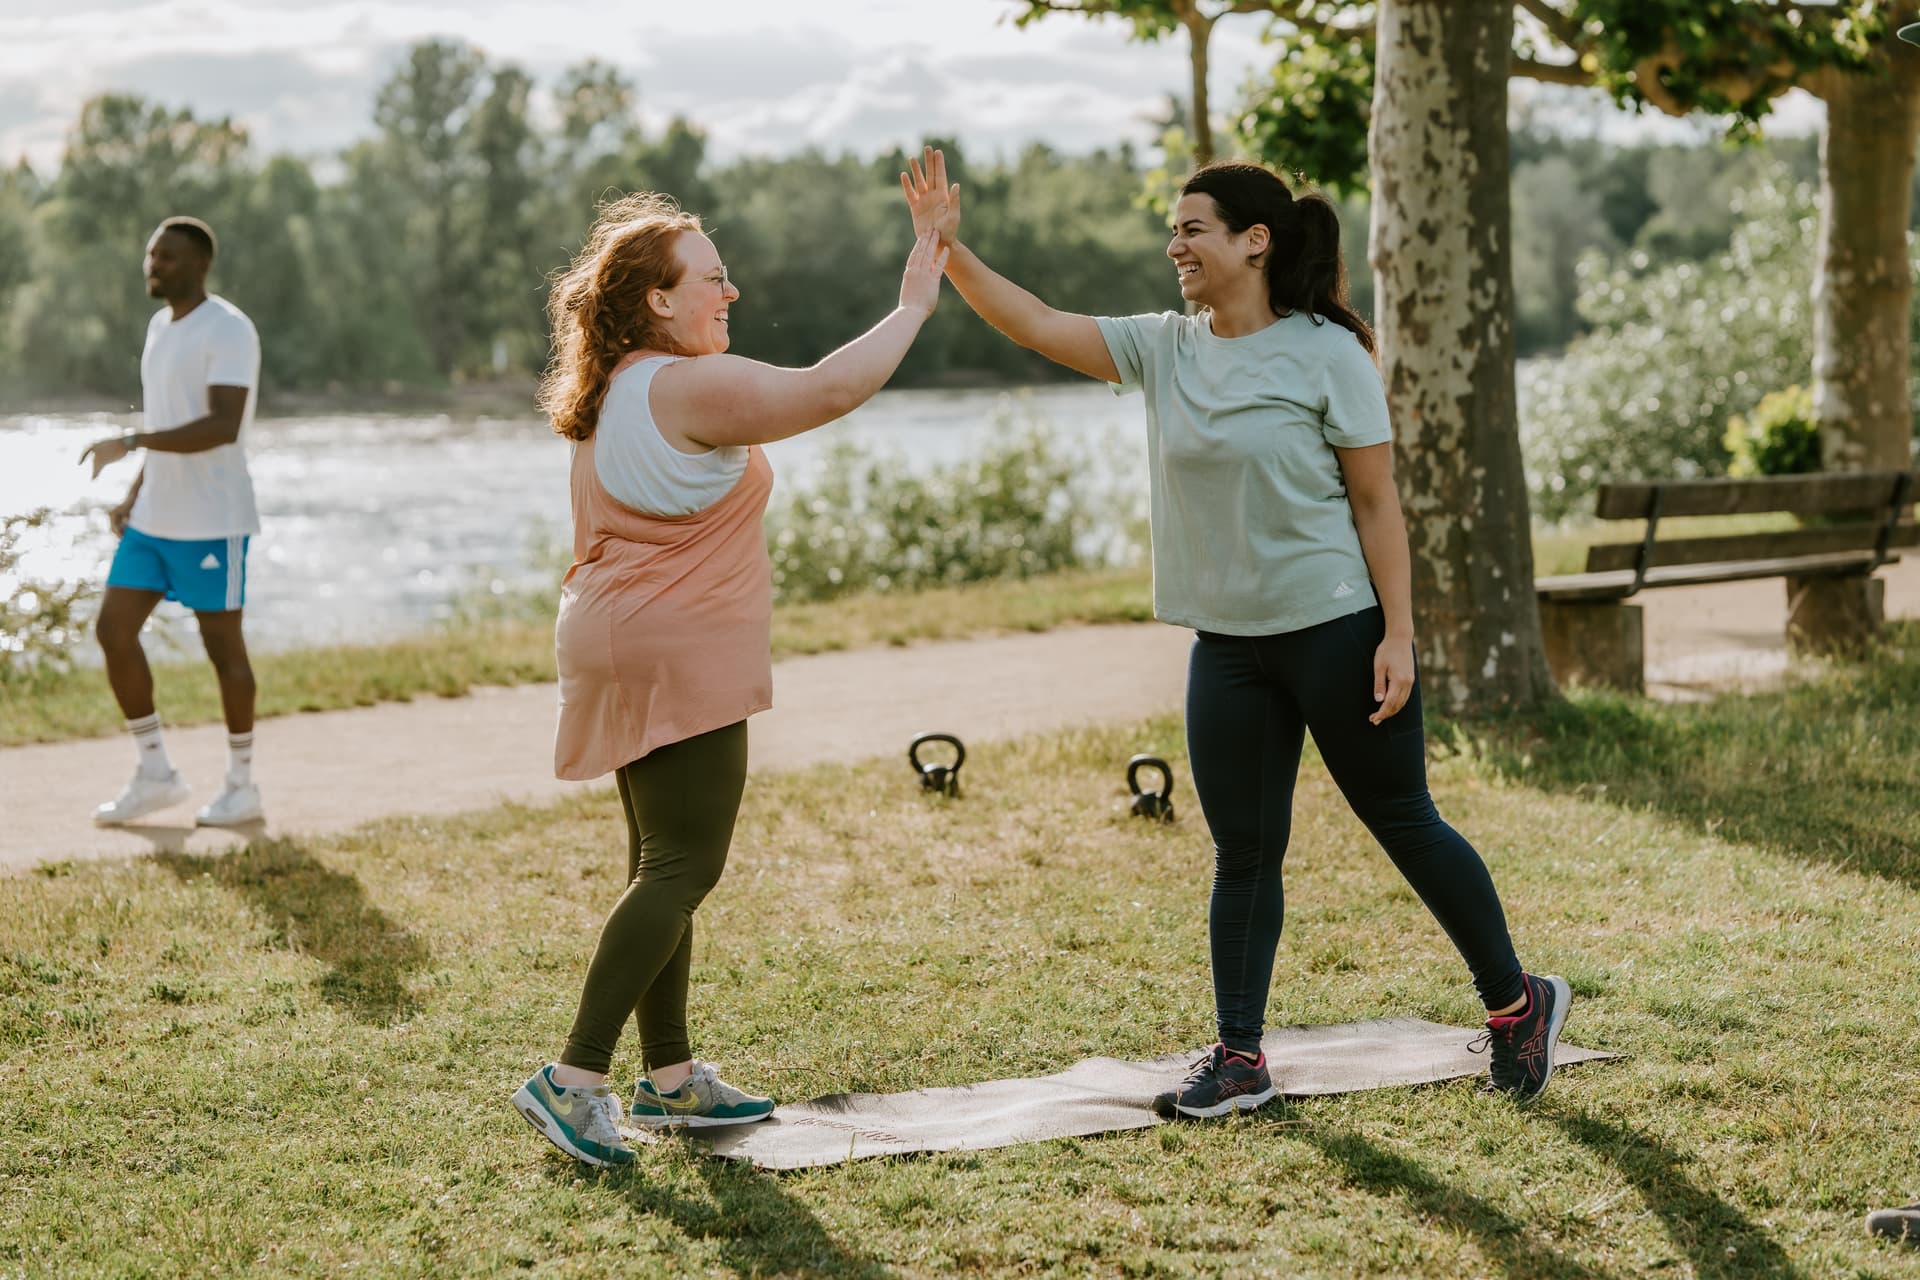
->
[0,0,1819,175]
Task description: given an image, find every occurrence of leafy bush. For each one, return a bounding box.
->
[1519,163,1820,522]
[0,510,95,683]
[452,422,1145,619]
[1724,384,1819,477]
[767,425,1139,604]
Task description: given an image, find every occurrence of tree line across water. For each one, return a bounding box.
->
[0,39,1876,409]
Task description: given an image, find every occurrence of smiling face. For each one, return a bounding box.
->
[1166,193,1267,309]
[144,227,208,302]
[651,231,740,356]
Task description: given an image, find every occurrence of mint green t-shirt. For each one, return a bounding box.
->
[1097,309,1392,636]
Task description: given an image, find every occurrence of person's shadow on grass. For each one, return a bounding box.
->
[548,1148,893,1278]
[114,816,267,854]
[156,836,428,1025]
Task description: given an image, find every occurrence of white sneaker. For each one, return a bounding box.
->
[196,780,264,827]
[94,770,192,825]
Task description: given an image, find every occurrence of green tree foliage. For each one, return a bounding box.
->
[1233,24,1374,192]
[13,97,251,398]
[1563,0,1880,131]
[0,45,1188,403]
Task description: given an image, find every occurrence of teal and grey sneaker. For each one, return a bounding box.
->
[511,1064,635,1166]
[630,1060,775,1128]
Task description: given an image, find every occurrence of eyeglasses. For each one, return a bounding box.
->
[699,265,731,290]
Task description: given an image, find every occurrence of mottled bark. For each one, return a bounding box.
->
[1808,26,1920,472]
[1368,0,1554,712]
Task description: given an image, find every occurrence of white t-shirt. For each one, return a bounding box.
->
[129,295,262,540]
[592,355,748,516]
[1097,309,1393,636]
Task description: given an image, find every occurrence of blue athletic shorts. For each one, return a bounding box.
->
[107,527,250,613]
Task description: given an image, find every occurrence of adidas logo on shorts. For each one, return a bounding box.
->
[199,553,220,570]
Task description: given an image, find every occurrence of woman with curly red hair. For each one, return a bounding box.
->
[511,193,948,1166]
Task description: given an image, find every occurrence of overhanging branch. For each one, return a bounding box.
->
[1514,0,1579,46]
[1511,56,1594,88]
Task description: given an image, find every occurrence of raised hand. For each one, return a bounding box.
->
[899,146,961,247]
[899,228,950,317]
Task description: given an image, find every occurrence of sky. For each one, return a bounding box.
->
[0,0,1821,174]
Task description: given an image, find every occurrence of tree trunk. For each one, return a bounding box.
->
[1181,5,1215,166]
[1367,0,1554,712]
[1808,16,1920,471]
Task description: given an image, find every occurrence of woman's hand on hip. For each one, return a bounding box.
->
[1369,634,1416,725]
[899,228,950,317]
[900,146,962,246]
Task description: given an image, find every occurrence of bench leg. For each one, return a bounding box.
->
[1538,601,1645,695]
[1786,575,1885,657]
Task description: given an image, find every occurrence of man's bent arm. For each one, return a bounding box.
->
[127,385,250,453]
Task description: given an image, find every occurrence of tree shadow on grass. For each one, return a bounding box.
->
[156,837,428,1024]
[1553,1110,1803,1280]
[1298,1124,1619,1280]
[1442,623,1920,890]
[1298,1109,1804,1279]
[552,1151,893,1279]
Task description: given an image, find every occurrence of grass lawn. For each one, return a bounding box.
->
[4,626,1917,1276]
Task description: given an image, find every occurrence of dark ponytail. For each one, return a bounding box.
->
[1179,162,1374,355]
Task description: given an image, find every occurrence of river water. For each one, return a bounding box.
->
[1,383,1147,653]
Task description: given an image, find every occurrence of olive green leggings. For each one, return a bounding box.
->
[560,720,748,1075]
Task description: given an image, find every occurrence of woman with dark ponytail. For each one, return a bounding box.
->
[902,151,1569,1118]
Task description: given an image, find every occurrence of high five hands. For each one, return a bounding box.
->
[899,229,950,317]
[900,146,961,247]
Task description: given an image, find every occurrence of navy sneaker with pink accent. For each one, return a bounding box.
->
[1152,1043,1277,1119]
[1474,972,1571,1097]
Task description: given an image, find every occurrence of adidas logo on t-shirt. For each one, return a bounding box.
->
[1332,581,1355,599]
[199,553,221,570]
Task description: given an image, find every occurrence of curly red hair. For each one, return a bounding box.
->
[540,192,703,441]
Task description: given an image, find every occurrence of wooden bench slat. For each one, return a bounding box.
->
[1583,521,1920,572]
[1594,471,1918,520]
[1536,550,1891,602]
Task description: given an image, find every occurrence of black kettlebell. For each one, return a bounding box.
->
[1127,754,1175,823]
[908,732,965,797]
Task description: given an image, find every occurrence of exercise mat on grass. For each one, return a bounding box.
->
[665,1017,1615,1170]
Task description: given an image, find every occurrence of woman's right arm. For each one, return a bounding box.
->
[902,147,1119,384]
[651,230,949,449]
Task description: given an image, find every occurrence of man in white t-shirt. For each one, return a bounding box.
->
[78,215,265,829]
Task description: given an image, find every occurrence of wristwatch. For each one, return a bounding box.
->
[120,432,140,450]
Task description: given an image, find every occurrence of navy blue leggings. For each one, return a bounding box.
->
[1185,606,1525,1053]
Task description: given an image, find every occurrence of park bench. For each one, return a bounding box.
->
[1534,469,1918,693]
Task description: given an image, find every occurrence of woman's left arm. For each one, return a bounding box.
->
[1335,442,1416,725]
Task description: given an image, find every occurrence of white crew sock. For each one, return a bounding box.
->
[128,713,174,780]
[226,731,254,787]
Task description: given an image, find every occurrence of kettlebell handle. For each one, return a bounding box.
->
[1126,754,1173,801]
[909,732,966,777]
[909,733,966,796]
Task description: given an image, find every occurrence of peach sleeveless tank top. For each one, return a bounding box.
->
[552,355,775,780]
